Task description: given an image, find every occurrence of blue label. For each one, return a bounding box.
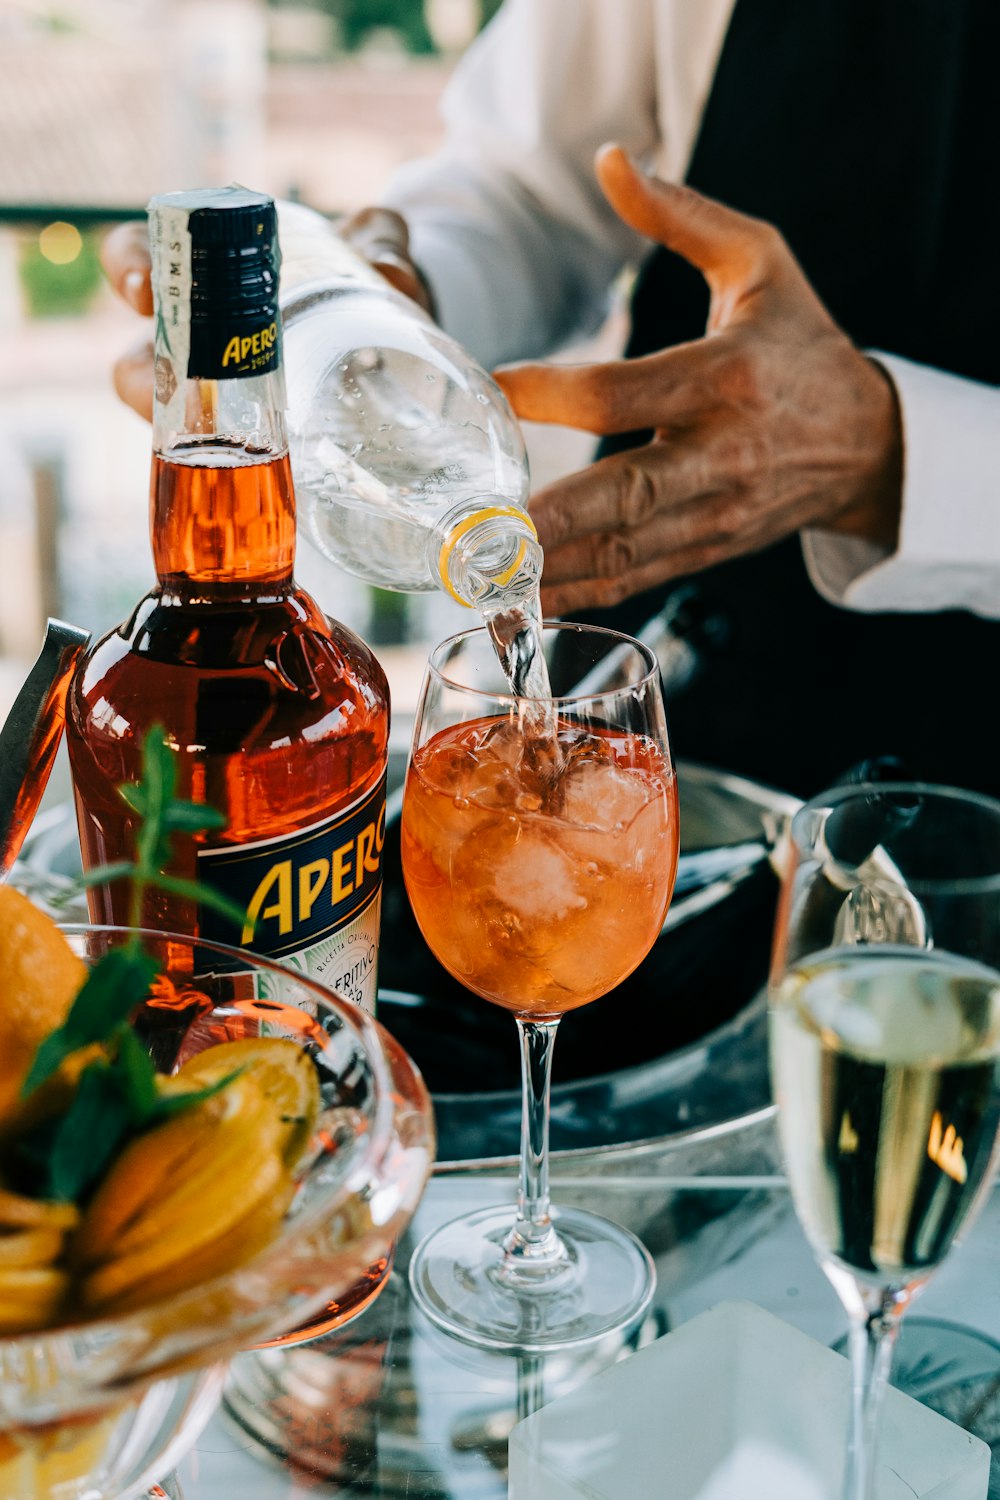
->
[196,773,387,973]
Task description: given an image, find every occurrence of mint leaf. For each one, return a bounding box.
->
[74,862,138,890]
[108,1027,242,1128]
[113,1023,160,1120]
[152,873,248,932]
[118,784,148,818]
[132,727,177,872]
[16,1065,132,1203]
[163,802,228,833]
[22,946,160,1095]
[113,726,239,927]
[23,720,245,1108]
[22,1030,76,1099]
[121,788,227,837]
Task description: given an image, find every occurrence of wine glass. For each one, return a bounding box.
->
[767,782,1000,1500]
[401,622,679,1351]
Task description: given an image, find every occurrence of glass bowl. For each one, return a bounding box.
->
[0,926,435,1499]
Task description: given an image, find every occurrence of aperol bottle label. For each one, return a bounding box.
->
[195,772,386,1014]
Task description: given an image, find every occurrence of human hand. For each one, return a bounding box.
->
[494,146,903,617]
[100,220,155,422]
[99,205,432,423]
[338,206,434,314]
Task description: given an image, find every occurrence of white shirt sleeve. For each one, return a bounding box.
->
[802,355,1000,619]
[380,0,659,370]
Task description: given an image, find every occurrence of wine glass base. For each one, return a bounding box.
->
[408,1203,656,1354]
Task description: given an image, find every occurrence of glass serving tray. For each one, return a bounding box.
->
[170,1111,1000,1500]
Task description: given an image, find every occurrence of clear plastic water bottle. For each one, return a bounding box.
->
[277,201,540,613]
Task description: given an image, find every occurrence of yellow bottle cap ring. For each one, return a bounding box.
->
[437,506,537,607]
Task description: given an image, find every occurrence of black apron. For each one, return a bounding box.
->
[588,0,1000,800]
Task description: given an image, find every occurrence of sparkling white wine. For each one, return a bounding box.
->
[770,946,1000,1281]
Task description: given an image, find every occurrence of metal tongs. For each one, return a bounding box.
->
[819,795,930,949]
[0,618,90,882]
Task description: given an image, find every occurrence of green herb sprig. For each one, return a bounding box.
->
[13,727,249,1202]
[74,728,247,935]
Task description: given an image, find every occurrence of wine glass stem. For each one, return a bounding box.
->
[844,1298,900,1500]
[501,1018,565,1270]
[516,1355,546,1422]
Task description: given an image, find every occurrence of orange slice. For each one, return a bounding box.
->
[81,1147,287,1310]
[0,1190,79,1233]
[0,888,86,1120]
[73,1083,240,1262]
[0,1267,69,1331]
[89,1173,298,1315]
[0,1044,107,1144]
[0,1228,64,1269]
[172,1036,322,1169]
[105,1079,276,1257]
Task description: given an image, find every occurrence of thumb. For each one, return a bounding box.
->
[595,144,777,284]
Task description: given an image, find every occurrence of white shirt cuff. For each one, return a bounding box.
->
[802,353,1000,619]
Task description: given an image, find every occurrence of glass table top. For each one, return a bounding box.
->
[171,1112,1000,1499]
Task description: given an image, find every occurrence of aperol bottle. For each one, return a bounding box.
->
[66,188,389,1011]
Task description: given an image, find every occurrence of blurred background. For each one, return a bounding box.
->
[0,0,610,730]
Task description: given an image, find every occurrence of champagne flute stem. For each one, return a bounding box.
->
[516,1355,546,1422]
[844,1295,901,1500]
[499,1018,567,1275]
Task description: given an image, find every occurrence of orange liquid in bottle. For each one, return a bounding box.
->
[68,450,389,944]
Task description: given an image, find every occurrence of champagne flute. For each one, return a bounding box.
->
[401,622,679,1351]
[768,782,1000,1500]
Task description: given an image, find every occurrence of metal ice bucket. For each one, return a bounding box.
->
[377,760,797,1165]
[15,761,797,1169]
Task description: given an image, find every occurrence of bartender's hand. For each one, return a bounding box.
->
[495,145,903,617]
[337,206,434,314]
[99,207,431,422]
[100,220,155,421]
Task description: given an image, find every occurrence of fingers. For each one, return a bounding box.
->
[540,549,705,617]
[529,435,785,614]
[112,336,154,422]
[339,205,411,257]
[494,340,720,435]
[528,441,717,558]
[536,483,765,617]
[517,150,877,616]
[100,221,152,315]
[338,206,433,313]
[594,144,780,285]
[100,221,153,419]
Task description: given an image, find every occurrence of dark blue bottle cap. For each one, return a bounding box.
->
[148,185,281,382]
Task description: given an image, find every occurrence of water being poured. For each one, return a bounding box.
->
[482,593,564,782]
[484,599,551,701]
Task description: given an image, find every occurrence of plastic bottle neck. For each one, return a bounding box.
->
[434,502,543,612]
